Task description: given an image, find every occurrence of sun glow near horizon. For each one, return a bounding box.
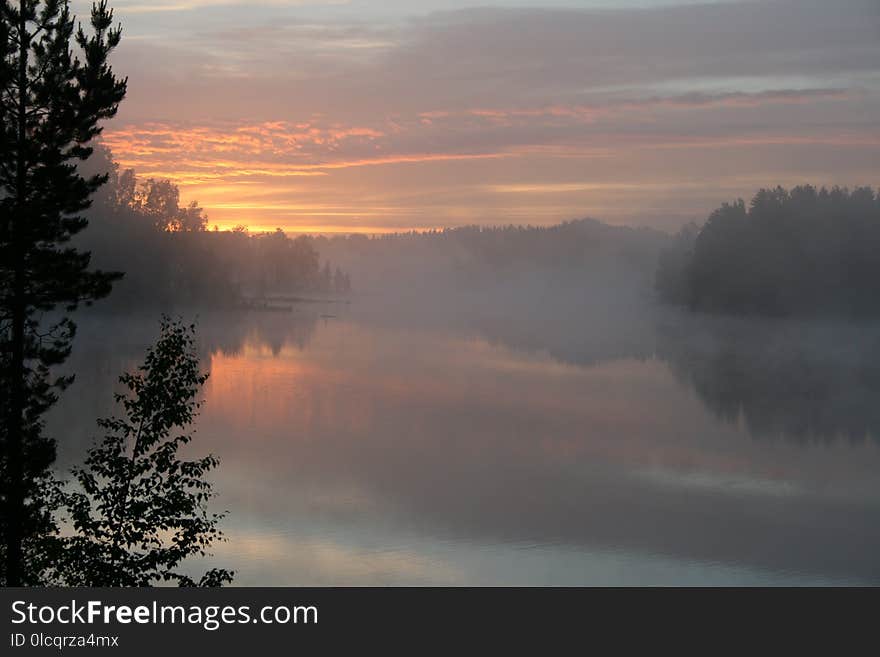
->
[101,0,880,233]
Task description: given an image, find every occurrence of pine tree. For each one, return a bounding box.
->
[0,0,127,585]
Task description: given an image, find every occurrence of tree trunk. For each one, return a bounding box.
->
[4,0,29,587]
[5,267,25,587]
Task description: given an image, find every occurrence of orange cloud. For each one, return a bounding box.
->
[99,87,875,233]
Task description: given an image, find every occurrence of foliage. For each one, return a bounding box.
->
[656,186,880,317]
[60,317,232,587]
[77,145,352,307]
[0,0,126,585]
[315,219,662,271]
[654,222,698,307]
[126,177,208,233]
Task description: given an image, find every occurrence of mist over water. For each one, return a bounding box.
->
[47,263,880,584]
[4,0,878,595]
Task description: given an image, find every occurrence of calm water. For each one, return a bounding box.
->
[47,305,880,585]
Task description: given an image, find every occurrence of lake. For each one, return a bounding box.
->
[47,303,880,585]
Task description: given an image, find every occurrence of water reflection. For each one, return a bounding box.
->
[655,315,880,443]
[459,304,880,445]
[50,309,321,465]
[48,308,880,585]
[203,311,318,358]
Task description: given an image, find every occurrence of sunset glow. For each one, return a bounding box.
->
[92,0,879,232]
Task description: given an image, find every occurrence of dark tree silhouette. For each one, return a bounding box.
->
[76,150,347,307]
[320,261,332,293]
[333,266,351,294]
[656,186,880,317]
[313,218,664,275]
[129,177,207,233]
[654,222,698,307]
[0,0,127,585]
[60,317,232,587]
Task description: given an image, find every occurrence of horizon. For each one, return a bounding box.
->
[209,214,667,236]
[79,0,880,234]
[6,0,880,597]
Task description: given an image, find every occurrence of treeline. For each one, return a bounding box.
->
[656,186,880,317]
[315,219,663,270]
[79,145,351,308]
[314,218,666,301]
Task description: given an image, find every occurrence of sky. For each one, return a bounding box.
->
[79,0,880,233]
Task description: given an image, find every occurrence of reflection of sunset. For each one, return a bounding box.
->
[180,318,880,585]
[14,0,880,590]
[206,342,332,433]
[46,308,880,585]
[200,323,808,483]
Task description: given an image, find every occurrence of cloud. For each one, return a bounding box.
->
[110,1,879,117]
[79,0,349,13]
[103,119,513,185]
[104,88,864,181]
[99,0,880,231]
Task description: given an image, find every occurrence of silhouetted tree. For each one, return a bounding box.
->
[0,0,126,585]
[654,222,698,306]
[320,261,332,293]
[78,154,341,307]
[314,218,663,277]
[136,178,179,230]
[333,266,352,294]
[177,201,207,232]
[60,317,232,587]
[656,186,880,317]
[131,178,207,233]
[115,167,136,208]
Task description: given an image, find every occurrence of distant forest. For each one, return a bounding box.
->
[656,186,880,317]
[314,219,662,271]
[81,148,879,319]
[80,147,668,309]
[79,145,352,308]
[313,218,666,302]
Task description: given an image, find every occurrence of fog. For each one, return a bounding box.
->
[43,195,880,584]
[48,312,880,584]
[37,157,880,584]
[5,0,879,590]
